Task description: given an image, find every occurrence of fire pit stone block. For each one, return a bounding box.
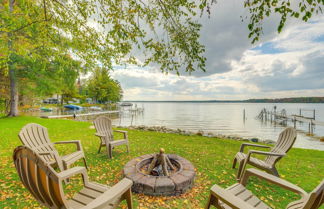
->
[138,175,156,194]
[155,177,175,195]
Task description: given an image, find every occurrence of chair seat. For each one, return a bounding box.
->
[216,183,271,209]
[235,152,272,169]
[68,182,121,209]
[62,151,84,165]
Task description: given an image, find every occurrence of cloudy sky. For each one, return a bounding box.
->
[110,1,324,101]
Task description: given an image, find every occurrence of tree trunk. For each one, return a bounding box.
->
[57,94,59,106]
[8,0,19,117]
[5,99,10,114]
[8,66,19,116]
[61,94,64,105]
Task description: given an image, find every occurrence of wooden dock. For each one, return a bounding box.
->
[291,115,324,126]
[257,108,324,135]
[41,110,120,119]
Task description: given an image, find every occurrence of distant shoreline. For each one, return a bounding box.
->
[124,97,324,103]
[124,101,324,103]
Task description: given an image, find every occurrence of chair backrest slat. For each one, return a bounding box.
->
[13,146,67,209]
[31,125,52,161]
[20,157,39,200]
[48,179,65,208]
[265,127,297,165]
[27,158,46,203]
[19,123,63,170]
[93,116,114,142]
[37,167,54,207]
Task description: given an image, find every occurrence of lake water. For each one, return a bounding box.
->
[113,102,324,151]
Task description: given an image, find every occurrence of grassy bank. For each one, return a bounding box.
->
[0,116,323,208]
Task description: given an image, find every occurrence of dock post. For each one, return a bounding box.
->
[293,117,296,128]
[313,109,316,120]
[308,122,310,134]
[131,113,134,126]
[299,109,302,116]
[243,109,245,121]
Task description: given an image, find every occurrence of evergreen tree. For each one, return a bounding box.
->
[86,68,123,103]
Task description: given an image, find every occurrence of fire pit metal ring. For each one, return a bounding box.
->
[123,154,195,196]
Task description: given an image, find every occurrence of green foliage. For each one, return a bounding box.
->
[1,0,207,74]
[85,68,123,103]
[3,50,81,105]
[0,116,323,208]
[0,68,9,115]
[1,0,89,113]
[198,0,323,43]
[242,0,324,43]
[48,55,82,103]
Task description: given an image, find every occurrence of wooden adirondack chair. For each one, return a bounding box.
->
[206,168,324,209]
[232,127,297,179]
[13,146,133,209]
[93,116,129,158]
[18,123,88,172]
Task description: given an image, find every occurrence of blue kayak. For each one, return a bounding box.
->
[40,107,53,112]
[64,104,83,110]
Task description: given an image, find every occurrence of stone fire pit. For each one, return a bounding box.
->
[123,150,195,196]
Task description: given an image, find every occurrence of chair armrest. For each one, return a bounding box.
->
[54,140,83,152]
[84,178,133,208]
[209,184,256,209]
[113,130,128,139]
[241,169,307,196]
[57,166,88,181]
[114,130,128,134]
[95,133,106,137]
[247,150,285,159]
[239,143,271,152]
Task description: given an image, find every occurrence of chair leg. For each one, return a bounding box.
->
[237,160,247,180]
[124,188,133,209]
[109,145,113,158]
[206,193,220,209]
[83,157,88,170]
[126,143,129,153]
[98,143,102,154]
[237,159,248,181]
[232,157,237,169]
[271,167,280,177]
[106,143,112,158]
[205,193,213,209]
[63,163,70,183]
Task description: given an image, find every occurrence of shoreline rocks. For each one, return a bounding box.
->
[116,125,276,145]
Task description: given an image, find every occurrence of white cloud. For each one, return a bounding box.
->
[110,2,324,101]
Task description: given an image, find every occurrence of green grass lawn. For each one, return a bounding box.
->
[0,116,323,208]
